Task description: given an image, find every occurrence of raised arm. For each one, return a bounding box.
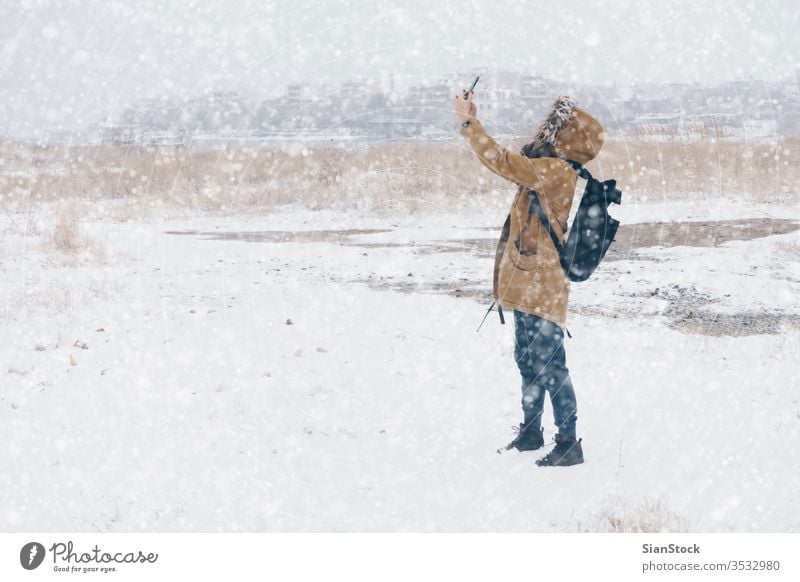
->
[453,90,550,190]
[459,118,551,188]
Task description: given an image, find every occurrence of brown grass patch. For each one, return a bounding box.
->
[1,135,797,217]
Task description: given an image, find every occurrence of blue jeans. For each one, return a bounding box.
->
[513,310,577,439]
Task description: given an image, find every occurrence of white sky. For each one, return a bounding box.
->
[1,0,798,134]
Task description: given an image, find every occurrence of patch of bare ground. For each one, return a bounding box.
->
[167,218,800,336]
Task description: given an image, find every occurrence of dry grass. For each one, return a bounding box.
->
[47,202,105,261]
[580,494,690,533]
[1,134,797,217]
[51,204,82,252]
[595,136,798,202]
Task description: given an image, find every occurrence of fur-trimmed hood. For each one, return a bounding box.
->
[528,96,605,165]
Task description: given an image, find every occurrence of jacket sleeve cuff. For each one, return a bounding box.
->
[459,118,489,151]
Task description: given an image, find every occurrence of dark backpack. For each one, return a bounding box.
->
[527,160,622,282]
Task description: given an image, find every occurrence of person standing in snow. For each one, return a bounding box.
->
[454,89,606,467]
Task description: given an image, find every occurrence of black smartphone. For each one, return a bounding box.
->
[463,75,480,99]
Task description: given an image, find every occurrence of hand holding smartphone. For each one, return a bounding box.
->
[454,75,480,123]
[463,75,480,99]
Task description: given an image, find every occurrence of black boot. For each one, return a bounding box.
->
[535,434,584,466]
[503,423,545,452]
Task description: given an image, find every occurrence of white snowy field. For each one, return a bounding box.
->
[2,198,800,532]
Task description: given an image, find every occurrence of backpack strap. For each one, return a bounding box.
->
[526,159,594,256]
[565,158,623,205]
[527,189,563,252]
[564,159,593,181]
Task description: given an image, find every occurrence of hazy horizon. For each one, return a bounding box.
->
[1,0,799,136]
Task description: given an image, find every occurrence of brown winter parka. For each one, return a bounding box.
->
[459,101,605,328]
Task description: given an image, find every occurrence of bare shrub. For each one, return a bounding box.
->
[48,203,105,260]
[580,494,689,533]
[52,204,82,252]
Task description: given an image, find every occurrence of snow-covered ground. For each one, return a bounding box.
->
[2,198,799,532]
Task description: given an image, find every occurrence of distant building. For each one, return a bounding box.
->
[519,75,549,100]
[122,97,182,131]
[101,125,140,145]
[93,73,800,143]
[286,83,328,103]
[632,114,682,133]
[366,119,422,138]
[408,82,450,104]
[743,118,777,137]
[340,79,369,101]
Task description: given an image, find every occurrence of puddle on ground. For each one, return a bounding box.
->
[608,218,800,253]
[165,228,392,243]
[168,218,800,257]
[166,218,800,337]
